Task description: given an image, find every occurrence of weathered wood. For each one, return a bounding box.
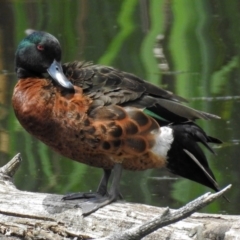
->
[0,155,237,239]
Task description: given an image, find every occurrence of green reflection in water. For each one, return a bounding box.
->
[5,0,239,215]
[99,0,137,65]
[140,0,163,85]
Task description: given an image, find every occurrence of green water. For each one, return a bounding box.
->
[0,0,239,215]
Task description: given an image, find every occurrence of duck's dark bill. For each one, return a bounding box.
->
[47,60,74,91]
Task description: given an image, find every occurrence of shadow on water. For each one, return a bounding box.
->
[0,0,240,215]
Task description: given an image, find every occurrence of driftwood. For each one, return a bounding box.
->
[0,154,237,240]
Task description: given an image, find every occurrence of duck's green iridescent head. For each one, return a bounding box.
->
[15,31,74,91]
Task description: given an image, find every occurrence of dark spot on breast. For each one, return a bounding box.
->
[112,139,121,148]
[125,121,138,135]
[59,99,63,105]
[110,125,123,138]
[132,111,149,126]
[64,101,68,107]
[126,137,146,153]
[102,141,110,150]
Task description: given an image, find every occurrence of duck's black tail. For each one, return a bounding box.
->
[166,122,222,191]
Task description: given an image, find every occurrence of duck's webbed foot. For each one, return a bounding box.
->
[72,163,123,216]
[63,192,102,200]
[76,164,123,215]
[62,168,111,201]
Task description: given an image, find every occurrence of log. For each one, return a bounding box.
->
[0,154,237,240]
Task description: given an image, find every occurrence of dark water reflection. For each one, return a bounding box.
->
[0,0,240,215]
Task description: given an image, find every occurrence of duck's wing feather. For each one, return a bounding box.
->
[63,61,219,123]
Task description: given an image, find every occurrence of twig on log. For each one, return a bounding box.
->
[101,185,231,240]
[0,153,22,188]
[0,153,22,177]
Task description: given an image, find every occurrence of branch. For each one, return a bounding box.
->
[103,185,231,240]
[0,153,22,188]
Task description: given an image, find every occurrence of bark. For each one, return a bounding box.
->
[0,154,236,240]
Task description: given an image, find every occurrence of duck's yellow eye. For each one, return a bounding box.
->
[37,44,44,51]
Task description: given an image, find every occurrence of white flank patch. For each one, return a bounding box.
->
[151,126,174,157]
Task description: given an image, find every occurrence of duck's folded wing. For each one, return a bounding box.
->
[63,62,219,122]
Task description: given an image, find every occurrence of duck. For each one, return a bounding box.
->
[12,31,222,215]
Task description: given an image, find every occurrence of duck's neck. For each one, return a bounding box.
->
[15,67,45,79]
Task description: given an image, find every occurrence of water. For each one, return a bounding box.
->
[0,0,239,215]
